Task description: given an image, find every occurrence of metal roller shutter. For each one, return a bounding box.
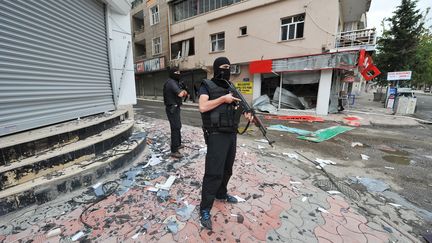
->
[0,0,115,137]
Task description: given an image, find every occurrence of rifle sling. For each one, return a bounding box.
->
[238,120,250,135]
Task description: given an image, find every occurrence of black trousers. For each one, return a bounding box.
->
[165,105,182,153]
[200,132,237,211]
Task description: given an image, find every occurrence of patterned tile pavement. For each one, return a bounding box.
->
[0,118,416,242]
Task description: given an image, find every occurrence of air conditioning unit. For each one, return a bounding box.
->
[230,64,241,75]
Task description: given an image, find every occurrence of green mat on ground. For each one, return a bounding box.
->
[297,126,354,143]
[267,125,312,136]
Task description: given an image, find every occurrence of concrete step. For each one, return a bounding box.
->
[0,120,135,190]
[0,109,129,164]
[0,129,147,216]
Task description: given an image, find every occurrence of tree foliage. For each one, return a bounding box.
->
[413,33,432,85]
[374,0,426,86]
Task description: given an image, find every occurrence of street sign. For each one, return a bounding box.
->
[387,71,412,81]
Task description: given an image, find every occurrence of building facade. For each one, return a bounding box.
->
[132,0,377,114]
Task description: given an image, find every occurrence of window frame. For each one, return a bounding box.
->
[210,32,225,52]
[150,5,160,25]
[152,36,162,55]
[239,26,247,36]
[280,13,305,41]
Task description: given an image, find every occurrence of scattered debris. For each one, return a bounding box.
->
[254,139,269,143]
[343,116,361,127]
[143,154,162,168]
[146,186,159,192]
[361,154,370,160]
[264,115,324,122]
[258,145,265,150]
[327,191,341,195]
[301,197,308,202]
[92,182,105,197]
[267,125,312,136]
[315,158,336,166]
[163,215,185,234]
[255,165,267,175]
[388,203,402,208]
[317,207,329,214]
[199,147,207,154]
[297,126,354,143]
[382,225,393,233]
[46,228,62,238]
[176,204,196,221]
[378,144,398,153]
[71,231,85,241]
[252,94,278,113]
[233,195,246,202]
[384,166,395,170]
[350,177,390,193]
[283,153,299,160]
[166,221,179,234]
[290,181,302,185]
[156,176,176,191]
[351,142,363,148]
[131,233,140,239]
[272,87,305,110]
[156,190,170,202]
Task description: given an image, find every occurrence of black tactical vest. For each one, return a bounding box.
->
[201,79,242,133]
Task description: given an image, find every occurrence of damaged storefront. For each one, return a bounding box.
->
[250,50,379,115]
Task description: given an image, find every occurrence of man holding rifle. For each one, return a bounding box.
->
[197,57,254,230]
[163,67,188,158]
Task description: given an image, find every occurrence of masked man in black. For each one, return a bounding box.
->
[197,57,253,230]
[163,67,188,158]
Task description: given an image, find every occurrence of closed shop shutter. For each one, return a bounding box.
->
[0,0,115,136]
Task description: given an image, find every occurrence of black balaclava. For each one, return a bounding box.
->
[169,67,180,81]
[213,57,231,86]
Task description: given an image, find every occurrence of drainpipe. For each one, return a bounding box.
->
[167,3,172,66]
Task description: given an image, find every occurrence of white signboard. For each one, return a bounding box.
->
[387,71,412,81]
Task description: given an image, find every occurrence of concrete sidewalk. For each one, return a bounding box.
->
[0,117,417,242]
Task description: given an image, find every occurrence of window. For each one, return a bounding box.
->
[174,0,242,22]
[152,37,161,55]
[281,14,305,41]
[150,5,160,25]
[210,32,225,52]
[239,26,247,36]
[171,38,195,59]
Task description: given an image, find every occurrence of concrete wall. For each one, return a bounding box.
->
[143,0,170,62]
[170,0,339,69]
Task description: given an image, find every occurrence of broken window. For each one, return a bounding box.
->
[261,71,319,110]
[150,5,160,25]
[171,38,195,59]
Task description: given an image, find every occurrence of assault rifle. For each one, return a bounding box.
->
[223,80,275,147]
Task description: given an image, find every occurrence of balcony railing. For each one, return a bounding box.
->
[133,25,145,36]
[335,28,376,49]
[135,55,146,62]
